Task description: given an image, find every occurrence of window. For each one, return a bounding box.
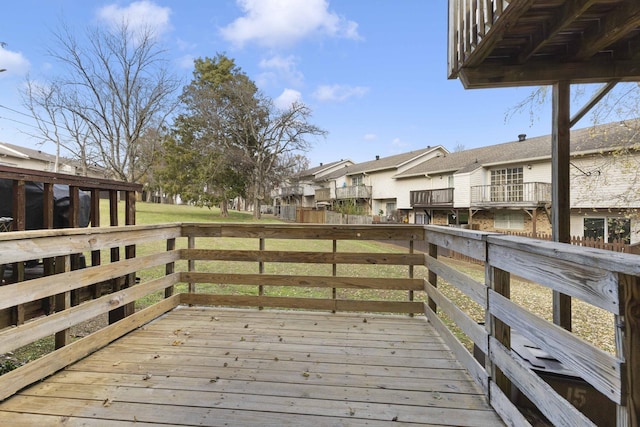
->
[351,175,363,186]
[491,167,523,202]
[584,217,630,244]
[494,211,524,229]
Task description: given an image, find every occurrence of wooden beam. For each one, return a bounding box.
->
[570,80,619,128]
[573,0,640,60]
[621,273,640,426]
[518,0,598,63]
[551,81,572,331]
[457,60,640,89]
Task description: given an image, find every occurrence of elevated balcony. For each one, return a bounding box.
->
[410,188,454,208]
[335,185,372,200]
[449,0,640,88]
[471,182,551,208]
[315,187,331,202]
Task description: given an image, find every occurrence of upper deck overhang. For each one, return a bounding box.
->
[448,0,640,88]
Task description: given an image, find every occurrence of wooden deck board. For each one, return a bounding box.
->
[0,307,505,426]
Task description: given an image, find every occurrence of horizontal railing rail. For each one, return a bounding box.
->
[335,185,372,199]
[0,222,637,426]
[410,188,454,207]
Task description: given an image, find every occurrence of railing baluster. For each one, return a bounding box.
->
[54,255,71,349]
[488,265,511,398]
[188,235,195,294]
[165,238,176,298]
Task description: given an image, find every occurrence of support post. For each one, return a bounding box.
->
[552,80,572,331]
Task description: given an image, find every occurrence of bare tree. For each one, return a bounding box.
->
[29,21,181,182]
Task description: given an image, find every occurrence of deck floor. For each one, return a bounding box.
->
[0,307,504,426]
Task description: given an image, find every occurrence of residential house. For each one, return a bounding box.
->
[273,159,354,208]
[0,141,107,178]
[395,120,640,244]
[316,147,447,218]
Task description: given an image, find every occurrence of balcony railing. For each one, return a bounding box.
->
[280,185,304,197]
[335,185,372,199]
[315,187,331,201]
[410,188,454,207]
[471,182,551,207]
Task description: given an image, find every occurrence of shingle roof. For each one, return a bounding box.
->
[395,120,640,178]
[295,159,352,179]
[320,147,439,180]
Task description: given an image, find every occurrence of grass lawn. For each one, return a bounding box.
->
[2,201,616,373]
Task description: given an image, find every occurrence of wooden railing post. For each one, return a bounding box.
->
[124,190,136,317]
[54,255,71,349]
[489,265,511,397]
[332,239,337,313]
[165,238,176,298]
[11,180,26,323]
[188,235,195,294]
[259,237,265,310]
[409,239,414,317]
[108,190,123,324]
[90,189,101,298]
[620,273,640,426]
[427,242,438,312]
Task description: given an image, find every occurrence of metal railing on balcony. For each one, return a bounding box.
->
[410,188,454,207]
[471,182,551,207]
[335,185,372,199]
[315,187,331,201]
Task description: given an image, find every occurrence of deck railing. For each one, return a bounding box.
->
[410,188,454,207]
[0,223,638,425]
[335,185,372,199]
[471,182,552,207]
[448,0,509,79]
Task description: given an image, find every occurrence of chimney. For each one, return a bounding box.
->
[319,162,323,166]
[375,155,380,160]
[518,134,527,141]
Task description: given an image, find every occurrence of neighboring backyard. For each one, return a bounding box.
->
[1,201,616,374]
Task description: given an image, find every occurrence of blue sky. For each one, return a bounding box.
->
[0,0,566,167]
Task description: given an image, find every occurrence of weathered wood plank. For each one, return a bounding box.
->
[180,293,423,314]
[0,307,504,426]
[489,290,622,404]
[182,223,426,241]
[487,233,640,277]
[0,274,179,354]
[489,336,596,427]
[0,295,180,401]
[488,243,619,314]
[424,226,488,261]
[424,253,487,306]
[0,251,180,310]
[423,278,488,353]
[181,248,424,265]
[0,225,182,264]
[180,272,423,290]
[423,303,489,395]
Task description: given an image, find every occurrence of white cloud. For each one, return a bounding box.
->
[98,1,172,36]
[257,55,303,87]
[312,84,369,102]
[274,88,302,110]
[0,46,30,76]
[392,137,408,148]
[220,0,361,48]
[364,133,376,141]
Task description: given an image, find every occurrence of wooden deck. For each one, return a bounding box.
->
[0,307,503,426]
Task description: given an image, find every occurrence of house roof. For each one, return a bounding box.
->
[0,141,108,177]
[395,120,640,178]
[295,159,353,180]
[320,147,441,181]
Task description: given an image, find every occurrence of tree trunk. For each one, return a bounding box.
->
[221,199,229,217]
